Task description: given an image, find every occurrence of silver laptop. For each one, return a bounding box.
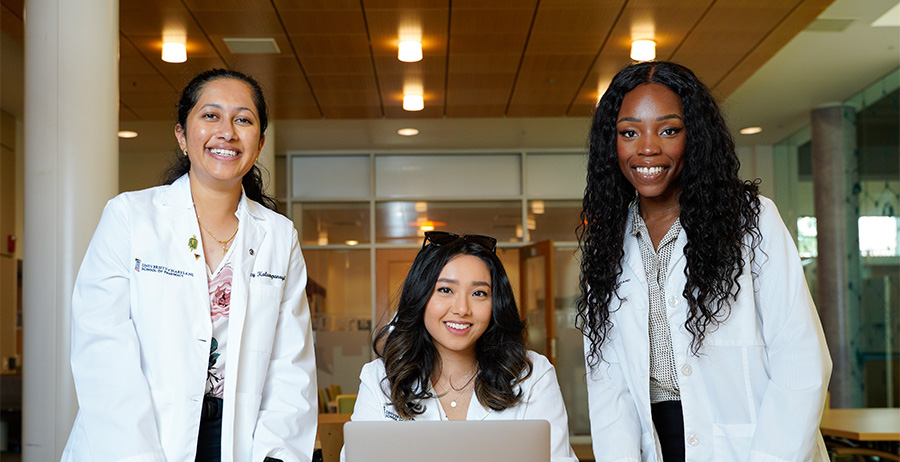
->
[343,420,551,462]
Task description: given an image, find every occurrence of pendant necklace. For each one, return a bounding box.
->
[196,214,239,254]
[446,369,478,409]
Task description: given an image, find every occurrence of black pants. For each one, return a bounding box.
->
[195,396,222,462]
[651,400,685,462]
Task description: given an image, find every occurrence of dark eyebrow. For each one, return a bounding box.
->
[437,278,458,285]
[472,281,491,288]
[617,114,683,124]
[199,103,255,114]
[658,114,683,121]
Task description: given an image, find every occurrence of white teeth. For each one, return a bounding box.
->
[635,166,663,175]
[445,321,470,330]
[210,148,238,157]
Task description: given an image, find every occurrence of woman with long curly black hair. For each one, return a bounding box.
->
[578,61,831,461]
[343,231,576,461]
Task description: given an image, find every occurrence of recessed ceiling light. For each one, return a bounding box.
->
[630,39,655,62]
[162,42,186,63]
[403,94,424,111]
[398,40,423,62]
[740,126,763,135]
[118,130,138,139]
[345,240,359,246]
[398,128,419,136]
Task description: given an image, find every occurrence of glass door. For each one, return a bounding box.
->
[519,240,556,364]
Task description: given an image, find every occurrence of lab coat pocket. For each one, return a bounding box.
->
[713,423,755,460]
[245,281,282,352]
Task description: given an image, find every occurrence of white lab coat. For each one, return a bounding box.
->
[585,196,832,462]
[63,174,317,462]
[343,351,578,462]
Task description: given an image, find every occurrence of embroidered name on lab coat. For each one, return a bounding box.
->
[133,258,194,278]
[383,407,410,421]
[250,271,285,281]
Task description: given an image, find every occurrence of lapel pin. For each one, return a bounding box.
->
[188,235,198,251]
[249,249,254,255]
[194,253,201,260]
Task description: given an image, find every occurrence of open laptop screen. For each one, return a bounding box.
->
[343,420,551,462]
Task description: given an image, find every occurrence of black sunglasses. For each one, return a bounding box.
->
[422,231,497,253]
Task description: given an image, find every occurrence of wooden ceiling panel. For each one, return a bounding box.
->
[371,55,446,75]
[2,0,832,121]
[290,34,372,56]
[181,0,275,11]
[225,55,304,75]
[192,11,284,37]
[530,0,623,36]
[447,54,521,74]
[363,0,449,8]
[279,10,368,35]
[306,74,379,93]
[445,105,509,118]
[671,2,800,85]
[449,7,535,35]
[299,56,375,75]
[383,105,444,118]
[269,105,325,119]
[447,74,516,104]
[315,89,382,107]
[712,0,832,95]
[271,0,361,11]
[449,33,530,55]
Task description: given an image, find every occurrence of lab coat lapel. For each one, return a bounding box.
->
[616,211,652,408]
[159,175,210,328]
[222,195,267,462]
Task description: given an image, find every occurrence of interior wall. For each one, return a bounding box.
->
[1,110,18,372]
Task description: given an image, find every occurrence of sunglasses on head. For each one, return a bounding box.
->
[422,231,498,253]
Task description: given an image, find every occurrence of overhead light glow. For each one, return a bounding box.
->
[531,200,545,215]
[398,40,423,62]
[317,231,328,246]
[398,128,419,136]
[403,94,424,111]
[162,42,187,63]
[414,201,428,212]
[345,240,359,246]
[117,130,138,139]
[740,126,763,135]
[630,39,656,62]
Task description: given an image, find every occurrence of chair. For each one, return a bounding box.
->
[317,388,328,414]
[335,394,357,414]
[325,384,342,402]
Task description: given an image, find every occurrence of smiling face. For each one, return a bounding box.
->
[423,254,493,361]
[616,83,686,208]
[175,78,265,191]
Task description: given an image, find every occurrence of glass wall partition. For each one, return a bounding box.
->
[774,69,899,407]
[284,150,591,433]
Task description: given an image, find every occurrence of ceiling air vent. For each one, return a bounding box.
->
[223,38,280,54]
[805,18,854,32]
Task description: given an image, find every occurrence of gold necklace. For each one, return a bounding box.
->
[196,214,239,254]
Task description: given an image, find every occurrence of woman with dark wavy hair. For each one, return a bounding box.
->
[578,61,830,461]
[344,231,576,461]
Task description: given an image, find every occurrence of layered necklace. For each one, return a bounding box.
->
[196,213,239,254]
[440,368,478,409]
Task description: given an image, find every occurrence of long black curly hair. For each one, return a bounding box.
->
[374,237,533,419]
[577,61,761,367]
[161,68,277,211]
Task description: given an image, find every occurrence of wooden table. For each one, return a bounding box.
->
[820,408,900,441]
